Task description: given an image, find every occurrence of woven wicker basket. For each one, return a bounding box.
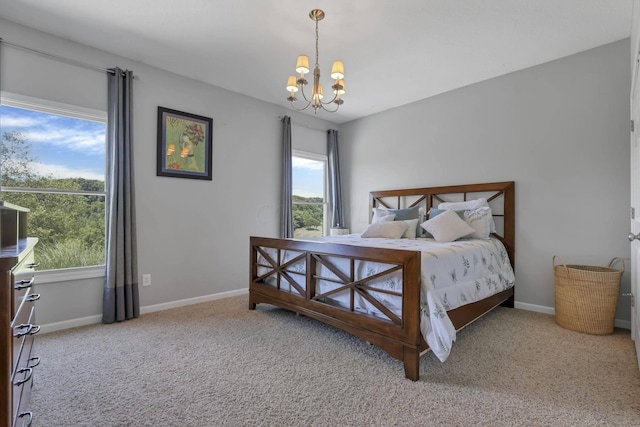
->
[553,255,624,335]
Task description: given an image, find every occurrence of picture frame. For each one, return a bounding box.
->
[157,107,213,180]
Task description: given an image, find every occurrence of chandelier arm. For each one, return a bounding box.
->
[319,92,340,105]
[290,99,312,112]
[318,100,341,113]
[291,85,313,111]
[298,85,313,103]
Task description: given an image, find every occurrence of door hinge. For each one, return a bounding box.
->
[633,120,635,133]
[623,293,635,307]
[633,207,636,220]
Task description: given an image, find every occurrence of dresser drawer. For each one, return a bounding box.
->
[13,284,38,326]
[12,279,33,319]
[11,306,38,378]
[12,296,36,330]
[12,360,35,427]
[12,248,36,276]
[11,305,38,427]
[12,251,37,318]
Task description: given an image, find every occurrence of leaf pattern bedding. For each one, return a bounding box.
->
[257,236,515,363]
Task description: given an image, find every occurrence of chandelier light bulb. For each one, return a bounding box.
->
[313,84,324,101]
[296,55,310,76]
[330,61,344,80]
[333,79,345,95]
[286,76,299,93]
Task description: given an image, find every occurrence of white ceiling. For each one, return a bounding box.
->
[0,0,633,124]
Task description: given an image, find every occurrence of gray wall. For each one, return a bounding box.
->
[339,39,632,324]
[633,1,640,73]
[0,18,337,329]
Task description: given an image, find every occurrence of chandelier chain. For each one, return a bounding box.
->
[315,17,320,68]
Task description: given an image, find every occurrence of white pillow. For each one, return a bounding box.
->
[361,221,408,239]
[463,207,492,239]
[372,206,420,220]
[372,209,396,224]
[420,209,475,242]
[438,198,489,211]
[438,198,496,233]
[401,218,420,239]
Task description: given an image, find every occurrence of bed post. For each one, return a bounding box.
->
[501,181,515,308]
[503,181,515,268]
[400,245,423,381]
[403,347,420,381]
[249,240,257,310]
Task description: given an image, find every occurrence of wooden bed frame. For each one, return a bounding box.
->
[249,181,515,381]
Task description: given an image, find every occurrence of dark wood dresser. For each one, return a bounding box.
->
[0,203,39,427]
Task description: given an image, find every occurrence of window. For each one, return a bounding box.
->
[292,151,327,238]
[0,94,107,271]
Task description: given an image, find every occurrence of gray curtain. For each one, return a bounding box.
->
[103,67,139,323]
[281,116,293,238]
[327,129,345,229]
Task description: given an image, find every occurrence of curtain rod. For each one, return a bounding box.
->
[277,116,334,133]
[0,37,135,77]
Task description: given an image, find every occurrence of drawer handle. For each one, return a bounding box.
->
[13,324,34,337]
[26,293,41,302]
[27,263,39,269]
[13,367,33,386]
[28,356,41,368]
[13,324,40,337]
[14,277,35,290]
[17,411,33,427]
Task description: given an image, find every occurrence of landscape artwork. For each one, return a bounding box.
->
[157,107,213,180]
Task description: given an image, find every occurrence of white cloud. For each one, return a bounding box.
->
[292,157,324,170]
[292,187,323,198]
[23,129,105,155]
[0,116,41,128]
[29,161,104,181]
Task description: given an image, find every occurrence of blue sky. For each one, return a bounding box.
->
[292,156,324,199]
[0,105,106,181]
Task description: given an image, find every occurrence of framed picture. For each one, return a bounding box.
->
[157,107,213,180]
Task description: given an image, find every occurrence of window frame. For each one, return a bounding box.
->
[291,149,328,237]
[0,92,108,281]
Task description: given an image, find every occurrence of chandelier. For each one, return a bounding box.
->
[285,9,345,114]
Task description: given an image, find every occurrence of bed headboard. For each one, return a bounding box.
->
[369,181,515,266]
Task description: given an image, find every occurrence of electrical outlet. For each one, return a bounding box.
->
[142,274,151,287]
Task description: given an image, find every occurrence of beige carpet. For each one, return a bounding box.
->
[29,295,640,426]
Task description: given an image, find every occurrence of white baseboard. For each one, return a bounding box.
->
[39,288,249,334]
[514,302,631,330]
[39,291,632,333]
[514,301,555,315]
[139,288,248,314]
[39,314,103,334]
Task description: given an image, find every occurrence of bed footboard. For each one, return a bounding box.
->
[249,236,425,380]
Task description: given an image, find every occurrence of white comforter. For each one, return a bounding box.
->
[309,235,515,362]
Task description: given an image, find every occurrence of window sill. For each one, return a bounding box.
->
[35,265,105,284]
